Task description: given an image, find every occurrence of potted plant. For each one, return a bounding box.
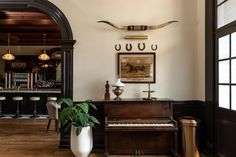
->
[58,98,100,157]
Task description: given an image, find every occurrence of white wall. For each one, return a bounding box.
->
[195,0,205,100]
[49,0,205,101]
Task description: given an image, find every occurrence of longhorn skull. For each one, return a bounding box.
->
[97,20,178,31]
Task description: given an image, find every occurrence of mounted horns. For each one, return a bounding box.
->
[97,20,178,31]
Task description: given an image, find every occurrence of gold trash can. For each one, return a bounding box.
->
[180,117,201,157]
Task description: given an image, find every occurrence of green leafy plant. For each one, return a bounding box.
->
[58,98,100,136]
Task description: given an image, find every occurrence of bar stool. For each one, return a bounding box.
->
[47,97,61,110]
[30,96,40,118]
[47,97,57,101]
[12,96,23,118]
[0,96,6,117]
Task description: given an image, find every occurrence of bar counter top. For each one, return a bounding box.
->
[0,88,61,93]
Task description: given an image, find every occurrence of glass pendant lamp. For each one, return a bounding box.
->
[2,33,15,61]
[38,33,50,61]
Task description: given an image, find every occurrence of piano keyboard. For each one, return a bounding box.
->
[108,123,174,127]
[107,119,175,127]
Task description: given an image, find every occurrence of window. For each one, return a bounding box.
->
[217,0,236,111]
[217,33,236,110]
[217,0,236,28]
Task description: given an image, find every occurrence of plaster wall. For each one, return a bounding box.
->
[49,0,205,101]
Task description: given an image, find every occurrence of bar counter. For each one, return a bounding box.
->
[0,88,61,93]
[0,88,61,115]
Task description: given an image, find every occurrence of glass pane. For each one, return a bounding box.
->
[232,86,236,111]
[232,59,236,83]
[218,0,224,5]
[219,85,230,109]
[219,60,230,83]
[217,1,236,28]
[219,35,230,60]
[232,32,236,57]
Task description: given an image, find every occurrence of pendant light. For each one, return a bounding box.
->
[2,33,15,61]
[38,33,50,61]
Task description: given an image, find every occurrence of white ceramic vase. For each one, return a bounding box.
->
[71,126,93,157]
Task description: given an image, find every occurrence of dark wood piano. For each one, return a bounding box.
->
[104,98,179,156]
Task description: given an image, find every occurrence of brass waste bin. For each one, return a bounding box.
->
[180,117,201,157]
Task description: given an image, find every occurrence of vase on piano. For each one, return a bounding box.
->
[71,126,93,157]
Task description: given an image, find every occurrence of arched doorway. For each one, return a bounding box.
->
[0,0,75,148]
[0,0,75,98]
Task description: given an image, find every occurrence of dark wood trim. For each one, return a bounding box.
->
[60,40,76,98]
[0,0,76,148]
[205,0,216,156]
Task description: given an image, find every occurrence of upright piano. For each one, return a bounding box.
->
[104,98,179,156]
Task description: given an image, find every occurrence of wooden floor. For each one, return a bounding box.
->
[0,119,76,157]
[0,119,170,157]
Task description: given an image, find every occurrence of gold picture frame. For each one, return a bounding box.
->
[118,53,156,83]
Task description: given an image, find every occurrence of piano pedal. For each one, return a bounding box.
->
[138,150,141,156]
[134,150,139,157]
[141,150,144,155]
[134,149,143,157]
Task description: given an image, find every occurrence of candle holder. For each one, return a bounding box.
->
[112,78,125,101]
[143,82,157,100]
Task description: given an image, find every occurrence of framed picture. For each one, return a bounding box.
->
[118,53,156,83]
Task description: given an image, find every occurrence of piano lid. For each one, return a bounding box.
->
[104,99,173,119]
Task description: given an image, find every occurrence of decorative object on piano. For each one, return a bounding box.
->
[58,98,100,157]
[118,53,156,83]
[2,33,15,61]
[124,35,148,40]
[138,43,146,51]
[143,82,157,100]
[97,20,178,31]
[151,44,158,51]
[115,44,121,51]
[104,80,110,100]
[125,43,132,51]
[112,78,125,100]
[38,33,50,61]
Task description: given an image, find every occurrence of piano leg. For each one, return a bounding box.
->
[104,130,109,157]
[174,131,180,157]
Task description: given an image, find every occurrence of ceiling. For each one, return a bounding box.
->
[0,10,61,46]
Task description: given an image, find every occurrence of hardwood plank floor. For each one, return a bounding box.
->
[0,119,76,157]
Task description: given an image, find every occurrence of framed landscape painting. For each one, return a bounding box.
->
[118,53,156,83]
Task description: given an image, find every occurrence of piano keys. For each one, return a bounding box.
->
[104,99,179,156]
[106,118,176,129]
